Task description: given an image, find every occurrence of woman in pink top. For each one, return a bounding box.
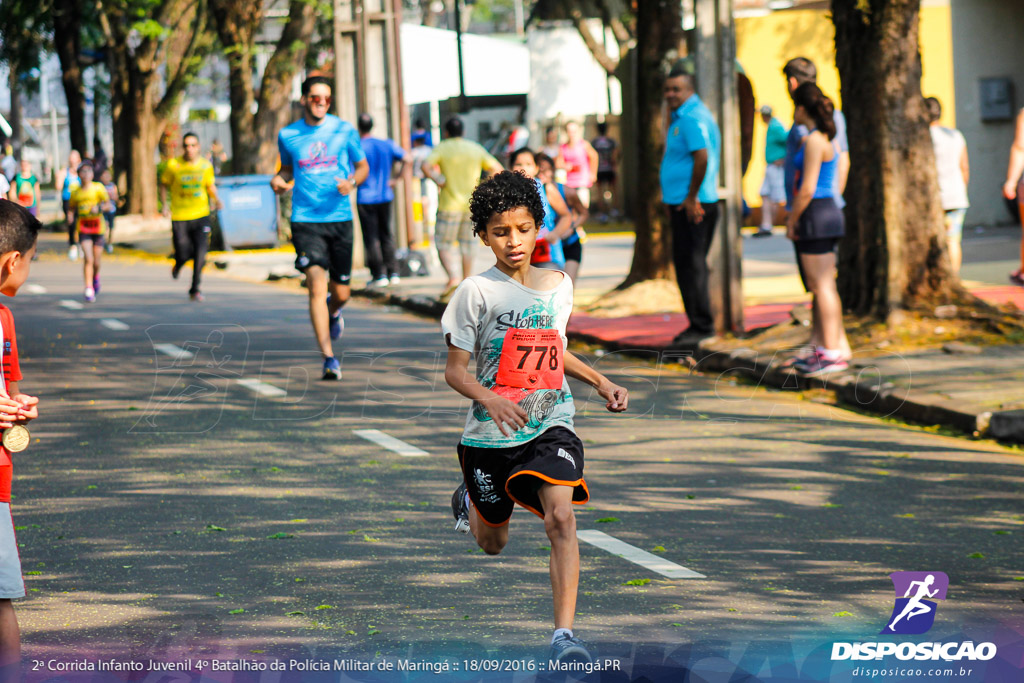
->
[559,121,599,210]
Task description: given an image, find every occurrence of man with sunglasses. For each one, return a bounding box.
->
[272,76,369,380]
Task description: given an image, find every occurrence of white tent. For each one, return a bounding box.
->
[400,24,530,105]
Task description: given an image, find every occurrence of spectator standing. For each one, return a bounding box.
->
[208,139,227,175]
[755,105,787,237]
[420,116,503,295]
[925,97,969,273]
[591,121,619,220]
[785,83,849,377]
[782,56,851,361]
[356,113,410,287]
[92,139,109,178]
[1002,107,1024,285]
[661,69,721,345]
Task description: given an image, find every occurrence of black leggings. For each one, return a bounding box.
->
[172,217,211,295]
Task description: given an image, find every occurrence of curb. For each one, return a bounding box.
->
[353,286,1007,443]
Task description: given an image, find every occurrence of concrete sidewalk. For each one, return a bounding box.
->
[104,227,1024,445]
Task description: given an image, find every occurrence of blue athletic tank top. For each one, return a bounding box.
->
[556,183,581,246]
[793,136,838,199]
[534,178,565,267]
[61,171,80,201]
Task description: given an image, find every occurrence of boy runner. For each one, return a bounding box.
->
[441,171,628,663]
[69,161,114,302]
[161,132,222,302]
[0,201,41,677]
[11,160,39,217]
[271,76,368,380]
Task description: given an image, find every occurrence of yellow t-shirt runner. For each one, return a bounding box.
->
[161,157,215,221]
[70,183,111,235]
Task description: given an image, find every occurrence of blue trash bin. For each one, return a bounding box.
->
[215,175,278,249]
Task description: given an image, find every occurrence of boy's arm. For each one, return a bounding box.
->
[0,381,36,428]
[563,351,628,412]
[444,346,527,436]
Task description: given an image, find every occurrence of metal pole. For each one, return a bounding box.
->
[453,0,466,112]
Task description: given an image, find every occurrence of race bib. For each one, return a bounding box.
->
[80,216,102,232]
[531,238,552,264]
[495,328,564,390]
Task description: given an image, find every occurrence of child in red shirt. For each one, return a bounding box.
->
[0,201,40,675]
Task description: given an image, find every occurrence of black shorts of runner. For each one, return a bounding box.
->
[794,236,839,256]
[291,221,354,284]
[596,170,616,184]
[79,234,106,249]
[457,426,588,527]
[562,240,582,263]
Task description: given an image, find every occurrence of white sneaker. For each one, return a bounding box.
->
[368,277,389,288]
[389,274,401,286]
[68,245,80,261]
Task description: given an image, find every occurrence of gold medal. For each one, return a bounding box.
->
[2,425,30,453]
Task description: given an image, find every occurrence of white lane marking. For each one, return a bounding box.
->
[353,429,429,457]
[100,318,130,331]
[24,284,47,294]
[576,529,706,579]
[237,378,287,398]
[59,299,84,310]
[153,343,195,360]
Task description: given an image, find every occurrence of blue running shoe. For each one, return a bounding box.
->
[327,296,344,340]
[322,356,341,381]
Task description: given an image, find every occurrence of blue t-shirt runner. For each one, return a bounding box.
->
[357,136,406,205]
[278,114,366,223]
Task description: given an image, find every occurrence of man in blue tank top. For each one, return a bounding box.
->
[271,76,369,381]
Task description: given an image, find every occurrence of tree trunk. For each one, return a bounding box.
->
[252,0,317,172]
[52,0,87,154]
[212,0,316,174]
[832,0,965,318]
[620,0,683,286]
[7,68,21,158]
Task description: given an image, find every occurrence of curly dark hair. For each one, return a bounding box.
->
[469,170,545,237]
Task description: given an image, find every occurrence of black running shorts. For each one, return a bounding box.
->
[291,220,354,284]
[457,427,588,527]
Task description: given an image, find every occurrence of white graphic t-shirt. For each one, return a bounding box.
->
[441,266,576,448]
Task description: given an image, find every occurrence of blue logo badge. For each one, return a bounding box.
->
[880,571,948,635]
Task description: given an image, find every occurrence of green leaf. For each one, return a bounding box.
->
[228,608,245,614]
[967,552,985,559]
[727,608,738,612]
[832,611,854,617]
[206,524,227,532]
[267,532,294,539]
[993,530,1010,535]
[214,592,224,597]
[288,519,308,523]
[345,630,357,635]
[1012,577,1024,581]
[670,622,682,627]
[652,545,666,553]
[686,494,696,499]
[24,571,41,575]
[314,604,334,610]
[367,629,381,635]
[896,513,915,518]
[822,503,842,508]
[623,578,650,586]
[595,517,619,523]
[363,534,380,543]
[294,578,306,583]
[790,485,803,491]
[286,611,305,616]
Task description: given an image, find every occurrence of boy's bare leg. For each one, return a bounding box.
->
[0,599,19,670]
[467,499,508,556]
[538,483,578,630]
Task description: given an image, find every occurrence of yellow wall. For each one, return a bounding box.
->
[737,5,955,208]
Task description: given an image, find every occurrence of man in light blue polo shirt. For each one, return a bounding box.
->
[661,68,721,343]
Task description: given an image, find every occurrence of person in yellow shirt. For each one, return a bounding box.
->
[160,131,223,302]
[420,116,503,294]
[69,160,114,303]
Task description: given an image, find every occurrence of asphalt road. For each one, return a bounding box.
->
[8,254,1023,676]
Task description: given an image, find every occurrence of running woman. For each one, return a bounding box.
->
[10,160,39,217]
[68,161,113,303]
[161,132,222,302]
[557,121,596,281]
[56,150,81,261]
[271,75,368,380]
[509,148,573,270]
[442,171,628,663]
